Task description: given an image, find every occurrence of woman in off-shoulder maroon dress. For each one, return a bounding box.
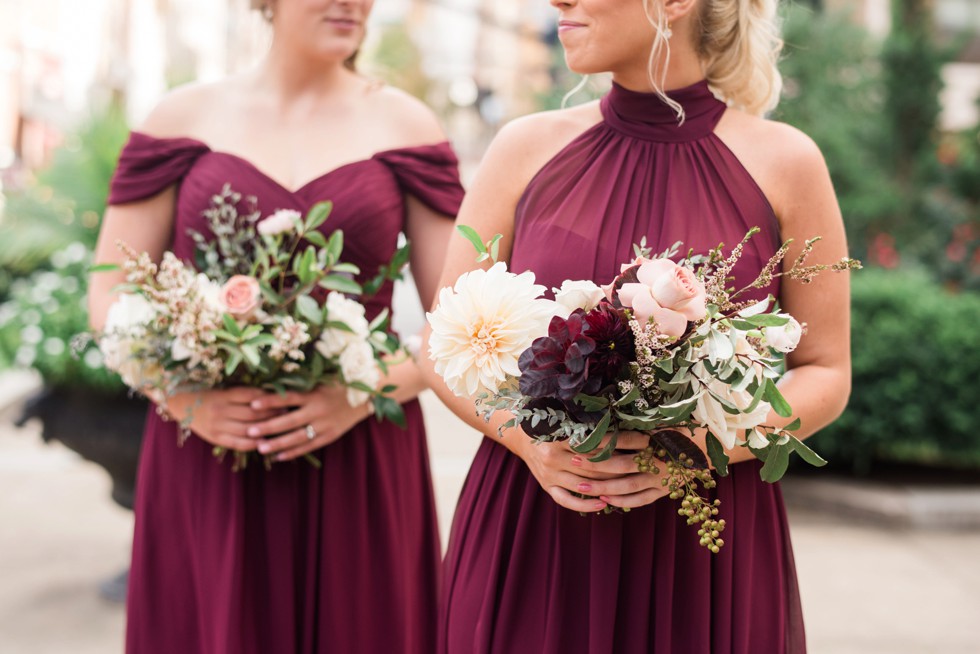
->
[422,1,852,653]
[89,2,462,653]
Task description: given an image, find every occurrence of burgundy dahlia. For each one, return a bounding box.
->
[582,302,634,386]
[518,310,602,402]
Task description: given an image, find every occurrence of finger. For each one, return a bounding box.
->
[257,425,337,456]
[548,486,608,513]
[221,404,281,422]
[600,486,669,509]
[249,392,308,412]
[246,409,312,439]
[570,452,643,479]
[224,387,267,404]
[214,433,260,452]
[585,473,663,498]
[615,431,654,451]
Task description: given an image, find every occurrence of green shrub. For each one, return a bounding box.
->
[0,243,123,394]
[812,268,980,471]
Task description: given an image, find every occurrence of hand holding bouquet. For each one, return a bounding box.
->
[93,185,409,468]
[427,226,860,551]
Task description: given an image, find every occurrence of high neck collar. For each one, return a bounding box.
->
[600,79,727,142]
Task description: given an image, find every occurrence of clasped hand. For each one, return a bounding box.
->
[517,431,670,513]
[166,385,370,462]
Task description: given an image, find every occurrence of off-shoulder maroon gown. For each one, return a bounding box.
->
[439,81,806,653]
[108,133,464,654]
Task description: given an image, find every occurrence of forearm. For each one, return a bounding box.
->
[719,363,850,466]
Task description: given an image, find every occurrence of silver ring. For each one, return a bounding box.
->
[305,424,317,441]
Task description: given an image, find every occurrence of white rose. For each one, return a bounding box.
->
[104,293,156,333]
[257,209,302,236]
[690,363,772,450]
[763,315,803,353]
[339,341,379,407]
[324,292,370,337]
[553,280,605,316]
[195,274,227,313]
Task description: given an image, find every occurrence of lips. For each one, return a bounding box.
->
[324,17,359,29]
[558,19,586,33]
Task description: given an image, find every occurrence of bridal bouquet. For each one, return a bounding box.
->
[93,185,408,468]
[427,226,860,551]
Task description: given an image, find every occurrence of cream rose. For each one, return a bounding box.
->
[615,259,707,338]
[257,209,301,236]
[763,316,803,353]
[220,275,261,318]
[553,280,605,316]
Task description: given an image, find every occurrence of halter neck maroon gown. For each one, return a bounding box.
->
[108,133,464,654]
[439,81,806,654]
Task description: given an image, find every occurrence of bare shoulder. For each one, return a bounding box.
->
[715,110,833,223]
[364,84,448,146]
[486,101,602,186]
[138,80,231,139]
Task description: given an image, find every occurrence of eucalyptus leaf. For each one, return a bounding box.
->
[319,275,362,295]
[296,295,323,325]
[588,430,620,463]
[303,230,328,249]
[759,443,791,482]
[764,378,793,418]
[789,436,827,468]
[305,201,333,232]
[706,432,730,477]
[571,411,611,454]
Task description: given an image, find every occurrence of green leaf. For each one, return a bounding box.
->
[614,385,643,407]
[326,231,344,266]
[782,417,803,432]
[742,314,791,328]
[305,201,333,232]
[373,396,407,429]
[303,230,328,249]
[456,224,488,255]
[744,378,768,414]
[89,263,120,273]
[789,436,828,468]
[574,393,610,412]
[388,243,411,278]
[318,275,362,295]
[764,378,793,418]
[706,432,730,477]
[224,350,244,376]
[488,234,502,263]
[658,395,699,420]
[729,319,758,331]
[240,344,261,368]
[296,294,323,325]
[760,443,791,482]
[369,308,391,332]
[587,430,620,463]
[222,314,243,338]
[245,334,278,348]
[571,411,611,454]
[259,281,284,305]
[331,262,361,275]
[323,320,355,333]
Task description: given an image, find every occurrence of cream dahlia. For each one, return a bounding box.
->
[427,262,559,397]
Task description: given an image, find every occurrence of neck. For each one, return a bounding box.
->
[611,43,705,94]
[254,40,352,103]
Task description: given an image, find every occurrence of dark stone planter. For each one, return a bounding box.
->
[15,387,148,510]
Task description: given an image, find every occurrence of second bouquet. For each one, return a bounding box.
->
[94,185,409,469]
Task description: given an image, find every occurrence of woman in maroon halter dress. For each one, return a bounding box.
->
[423,1,852,652]
[89,1,462,652]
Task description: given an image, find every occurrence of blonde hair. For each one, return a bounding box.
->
[697,0,783,116]
[642,0,783,118]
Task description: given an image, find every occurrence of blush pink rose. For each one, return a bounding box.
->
[220,275,261,318]
[615,259,708,338]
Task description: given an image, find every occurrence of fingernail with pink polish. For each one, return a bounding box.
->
[570,456,583,467]
[593,501,607,511]
[577,483,592,493]
[251,401,262,410]
[258,444,270,454]
[247,427,260,437]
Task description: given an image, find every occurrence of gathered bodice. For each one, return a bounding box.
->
[108,132,464,318]
[512,80,781,302]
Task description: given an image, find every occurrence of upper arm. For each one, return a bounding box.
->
[769,127,851,378]
[88,87,207,329]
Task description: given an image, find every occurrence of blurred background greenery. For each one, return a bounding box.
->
[0,0,978,474]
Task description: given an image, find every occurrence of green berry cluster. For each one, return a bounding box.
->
[638,448,727,553]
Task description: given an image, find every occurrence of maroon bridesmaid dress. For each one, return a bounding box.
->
[108,132,464,654]
[439,81,806,654]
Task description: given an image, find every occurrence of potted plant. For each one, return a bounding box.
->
[0,243,148,510]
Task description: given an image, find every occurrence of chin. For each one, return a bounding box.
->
[563,52,607,77]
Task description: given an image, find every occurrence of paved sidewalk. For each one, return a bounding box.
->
[2,390,979,653]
